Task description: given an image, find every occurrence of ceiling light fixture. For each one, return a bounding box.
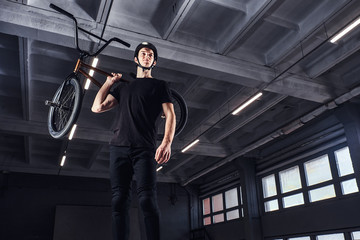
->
[330,16,360,43]
[181,139,200,153]
[85,57,99,90]
[68,124,77,140]
[232,92,263,115]
[60,155,66,167]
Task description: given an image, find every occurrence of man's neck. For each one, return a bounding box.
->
[136,67,153,78]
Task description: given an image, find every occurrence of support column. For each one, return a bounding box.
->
[334,103,360,187]
[233,157,263,240]
[184,185,200,231]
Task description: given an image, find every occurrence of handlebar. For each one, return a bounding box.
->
[50,3,74,19]
[49,4,130,56]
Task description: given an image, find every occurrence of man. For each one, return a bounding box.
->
[91,42,176,240]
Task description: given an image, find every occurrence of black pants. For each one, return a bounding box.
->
[109,146,160,240]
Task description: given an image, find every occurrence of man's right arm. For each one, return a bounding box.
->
[91,73,121,113]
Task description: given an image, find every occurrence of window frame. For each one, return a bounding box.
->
[259,143,359,214]
[201,184,243,226]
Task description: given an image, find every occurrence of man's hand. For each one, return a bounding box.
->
[155,141,171,164]
[106,73,122,85]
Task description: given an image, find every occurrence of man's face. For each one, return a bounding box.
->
[136,48,155,67]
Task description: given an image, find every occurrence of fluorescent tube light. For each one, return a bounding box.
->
[60,155,66,167]
[232,92,263,115]
[156,166,163,172]
[330,17,360,43]
[68,124,77,140]
[85,58,98,90]
[181,139,200,153]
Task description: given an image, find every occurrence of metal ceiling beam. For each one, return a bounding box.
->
[179,86,256,139]
[163,154,197,174]
[263,15,299,31]
[220,0,283,55]
[0,117,111,143]
[162,0,197,39]
[209,94,287,143]
[303,32,360,78]
[0,117,230,158]
[206,0,247,12]
[266,0,353,66]
[0,1,334,103]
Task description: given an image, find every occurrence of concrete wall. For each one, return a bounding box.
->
[0,172,190,240]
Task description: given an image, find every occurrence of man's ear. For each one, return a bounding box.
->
[152,60,157,67]
[134,57,139,64]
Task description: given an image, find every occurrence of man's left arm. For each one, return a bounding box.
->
[155,102,176,164]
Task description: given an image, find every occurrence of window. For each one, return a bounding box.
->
[309,185,336,202]
[225,188,238,209]
[213,213,224,223]
[283,193,304,208]
[262,174,277,198]
[304,155,332,186]
[335,147,359,195]
[352,231,360,240]
[340,179,359,195]
[279,166,304,209]
[260,145,359,213]
[276,230,359,240]
[264,199,279,212]
[212,193,223,213]
[202,198,210,215]
[201,186,243,225]
[279,166,302,193]
[288,237,310,240]
[335,147,354,176]
[316,233,344,240]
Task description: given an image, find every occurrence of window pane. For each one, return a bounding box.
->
[264,199,279,212]
[239,186,243,205]
[225,188,238,209]
[309,184,336,202]
[203,216,211,226]
[335,147,355,177]
[341,178,359,195]
[213,213,224,223]
[279,166,302,193]
[288,237,310,240]
[304,155,332,186]
[226,209,239,220]
[317,233,344,240]
[262,174,277,198]
[283,193,304,208]
[212,193,223,212]
[352,231,360,240]
[202,198,210,215]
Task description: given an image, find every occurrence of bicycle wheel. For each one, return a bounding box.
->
[157,89,188,140]
[47,75,82,139]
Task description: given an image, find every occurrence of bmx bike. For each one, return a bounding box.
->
[45,4,188,140]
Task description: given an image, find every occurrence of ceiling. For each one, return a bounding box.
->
[1,0,360,185]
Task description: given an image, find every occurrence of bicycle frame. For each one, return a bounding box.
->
[74,59,127,89]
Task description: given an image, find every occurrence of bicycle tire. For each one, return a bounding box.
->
[47,75,82,139]
[157,89,188,140]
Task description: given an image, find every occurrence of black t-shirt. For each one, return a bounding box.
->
[109,75,172,148]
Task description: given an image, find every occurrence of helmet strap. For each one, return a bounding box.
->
[136,56,155,71]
